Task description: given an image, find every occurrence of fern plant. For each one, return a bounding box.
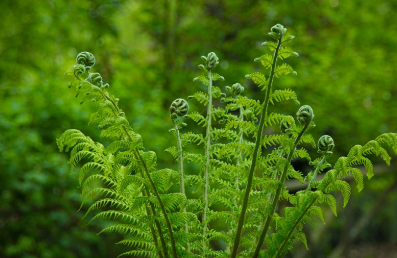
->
[58,24,397,258]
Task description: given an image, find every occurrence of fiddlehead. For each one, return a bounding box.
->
[170,98,189,119]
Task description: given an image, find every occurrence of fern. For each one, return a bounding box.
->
[57,24,397,258]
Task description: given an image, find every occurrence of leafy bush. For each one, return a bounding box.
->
[57,24,397,258]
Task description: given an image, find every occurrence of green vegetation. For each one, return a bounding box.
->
[2,1,397,258]
[57,23,397,257]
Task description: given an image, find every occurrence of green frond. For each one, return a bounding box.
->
[262,41,278,51]
[193,75,209,86]
[262,134,287,148]
[188,111,207,127]
[85,198,129,218]
[211,73,225,82]
[294,232,309,250]
[330,180,351,207]
[120,175,147,193]
[70,150,97,169]
[57,129,93,152]
[184,153,205,166]
[226,120,257,135]
[212,106,225,119]
[189,91,209,106]
[350,168,364,192]
[278,46,299,60]
[90,210,139,224]
[165,146,178,159]
[315,192,337,216]
[212,86,223,99]
[287,168,304,183]
[269,89,300,105]
[254,54,273,69]
[376,133,397,155]
[363,140,391,165]
[118,250,155,258]
[307,206,325,224]
[81,174,116,196]
[150,169,179,193]
[99,224,151,238]
[78,162,107,185]
[157,193,187,212]
[274,63,297,78]
[235,96,263,114]
[350,156,374,179]
[265,113,295,127]
[245,72,268,91]
[210,128,239,142]
[167,212,198,228]
[140,151,157,171]
[117,237,156,250]
[182,132,205,146]
[100,125,124,139]
[251,178,279,191]
[299,134,316,148]
[293,148,311,161]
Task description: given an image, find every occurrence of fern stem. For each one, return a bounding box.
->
[101,92,177,258]
[173,121,190,252]
[305,155,327,194]
[274,155,329,258]
[203,69,213,253]
[134,148,178,258]
[274,196,317,258]
[230,35,283,258]
[252,123,309,258]
[228,106,244,253]
[143,187,167,258]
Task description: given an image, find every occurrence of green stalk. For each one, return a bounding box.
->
[274,154,330,258]
[143,184,167,258]
[252,124,309,258]
[134,149,178,258]
[230,36,283,258]
[305,155,327,194]
[228,106,244,253]
[203,69,213,252]
[274,196,316,258]
[101,92,177,258]
[173,121,190,252]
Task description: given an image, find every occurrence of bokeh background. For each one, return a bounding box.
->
[1,0,397,257]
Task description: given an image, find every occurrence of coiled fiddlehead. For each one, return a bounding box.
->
[170,98,189,120]
[85,73,109,88]
[280,116,295,134]
[269,24,287,40]
[201,52,219,70]
[76,51,96,68]
[297,105,314,126]
[318,135,335,154]
[226,83,245,96]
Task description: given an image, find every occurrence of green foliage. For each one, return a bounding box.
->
[56,23,397,258]
[3,1,397,258]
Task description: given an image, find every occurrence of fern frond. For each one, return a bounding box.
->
[269,89,300,105]
[274,63,296,78]
[188,112,207,127]
[245,72,268,91]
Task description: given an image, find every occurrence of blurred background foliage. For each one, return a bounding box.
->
[1,0,397,257]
